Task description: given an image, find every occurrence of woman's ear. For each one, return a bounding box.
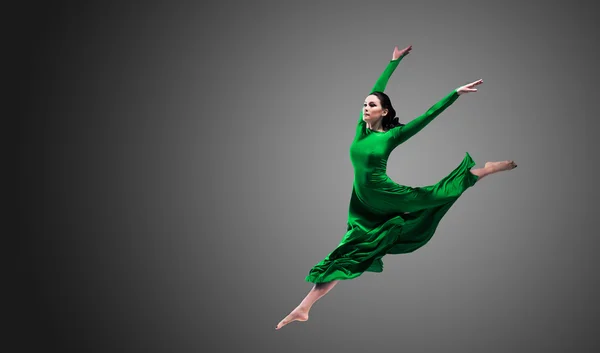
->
[382,109,388,117]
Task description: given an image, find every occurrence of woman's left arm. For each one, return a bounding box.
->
[389,79,483,146]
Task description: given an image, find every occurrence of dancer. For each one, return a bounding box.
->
[276,45,517,330]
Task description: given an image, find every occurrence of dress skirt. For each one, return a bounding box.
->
[305,152,479,284]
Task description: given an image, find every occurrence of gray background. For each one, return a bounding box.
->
[18,0,599,352]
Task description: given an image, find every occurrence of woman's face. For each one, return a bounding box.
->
[363,95,388,123]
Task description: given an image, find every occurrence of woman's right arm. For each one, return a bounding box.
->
[371,45,412,92]
[358,45,412,124]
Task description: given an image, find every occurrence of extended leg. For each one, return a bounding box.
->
[370,157,517,214]
[275,280,339,330]
[470,160,517,181]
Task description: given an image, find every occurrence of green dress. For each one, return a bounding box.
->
[305,54,480,284]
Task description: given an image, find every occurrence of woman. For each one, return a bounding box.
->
[276,45,517,330]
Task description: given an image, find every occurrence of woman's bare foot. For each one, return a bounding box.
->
[470,160,517,180]
[484,160,517,173]
[276,306,309,330]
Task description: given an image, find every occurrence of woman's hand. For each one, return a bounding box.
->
[392,45,412,60]
[456,79,483,95]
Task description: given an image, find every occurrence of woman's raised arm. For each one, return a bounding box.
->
[370,45,412,93]
[358,45,412,125]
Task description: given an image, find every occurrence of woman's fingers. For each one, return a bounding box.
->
[393,45,412,60]
[463,80,482,90]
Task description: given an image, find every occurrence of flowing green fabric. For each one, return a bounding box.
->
[306,55,479,283]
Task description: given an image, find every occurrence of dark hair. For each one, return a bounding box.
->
[369,91,405,131]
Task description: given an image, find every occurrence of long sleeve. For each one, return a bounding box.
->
[357,55,407,124]
[388,90,460,147]
[371,55,406,93]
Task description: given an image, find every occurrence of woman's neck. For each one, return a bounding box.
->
[366,121,384,132]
